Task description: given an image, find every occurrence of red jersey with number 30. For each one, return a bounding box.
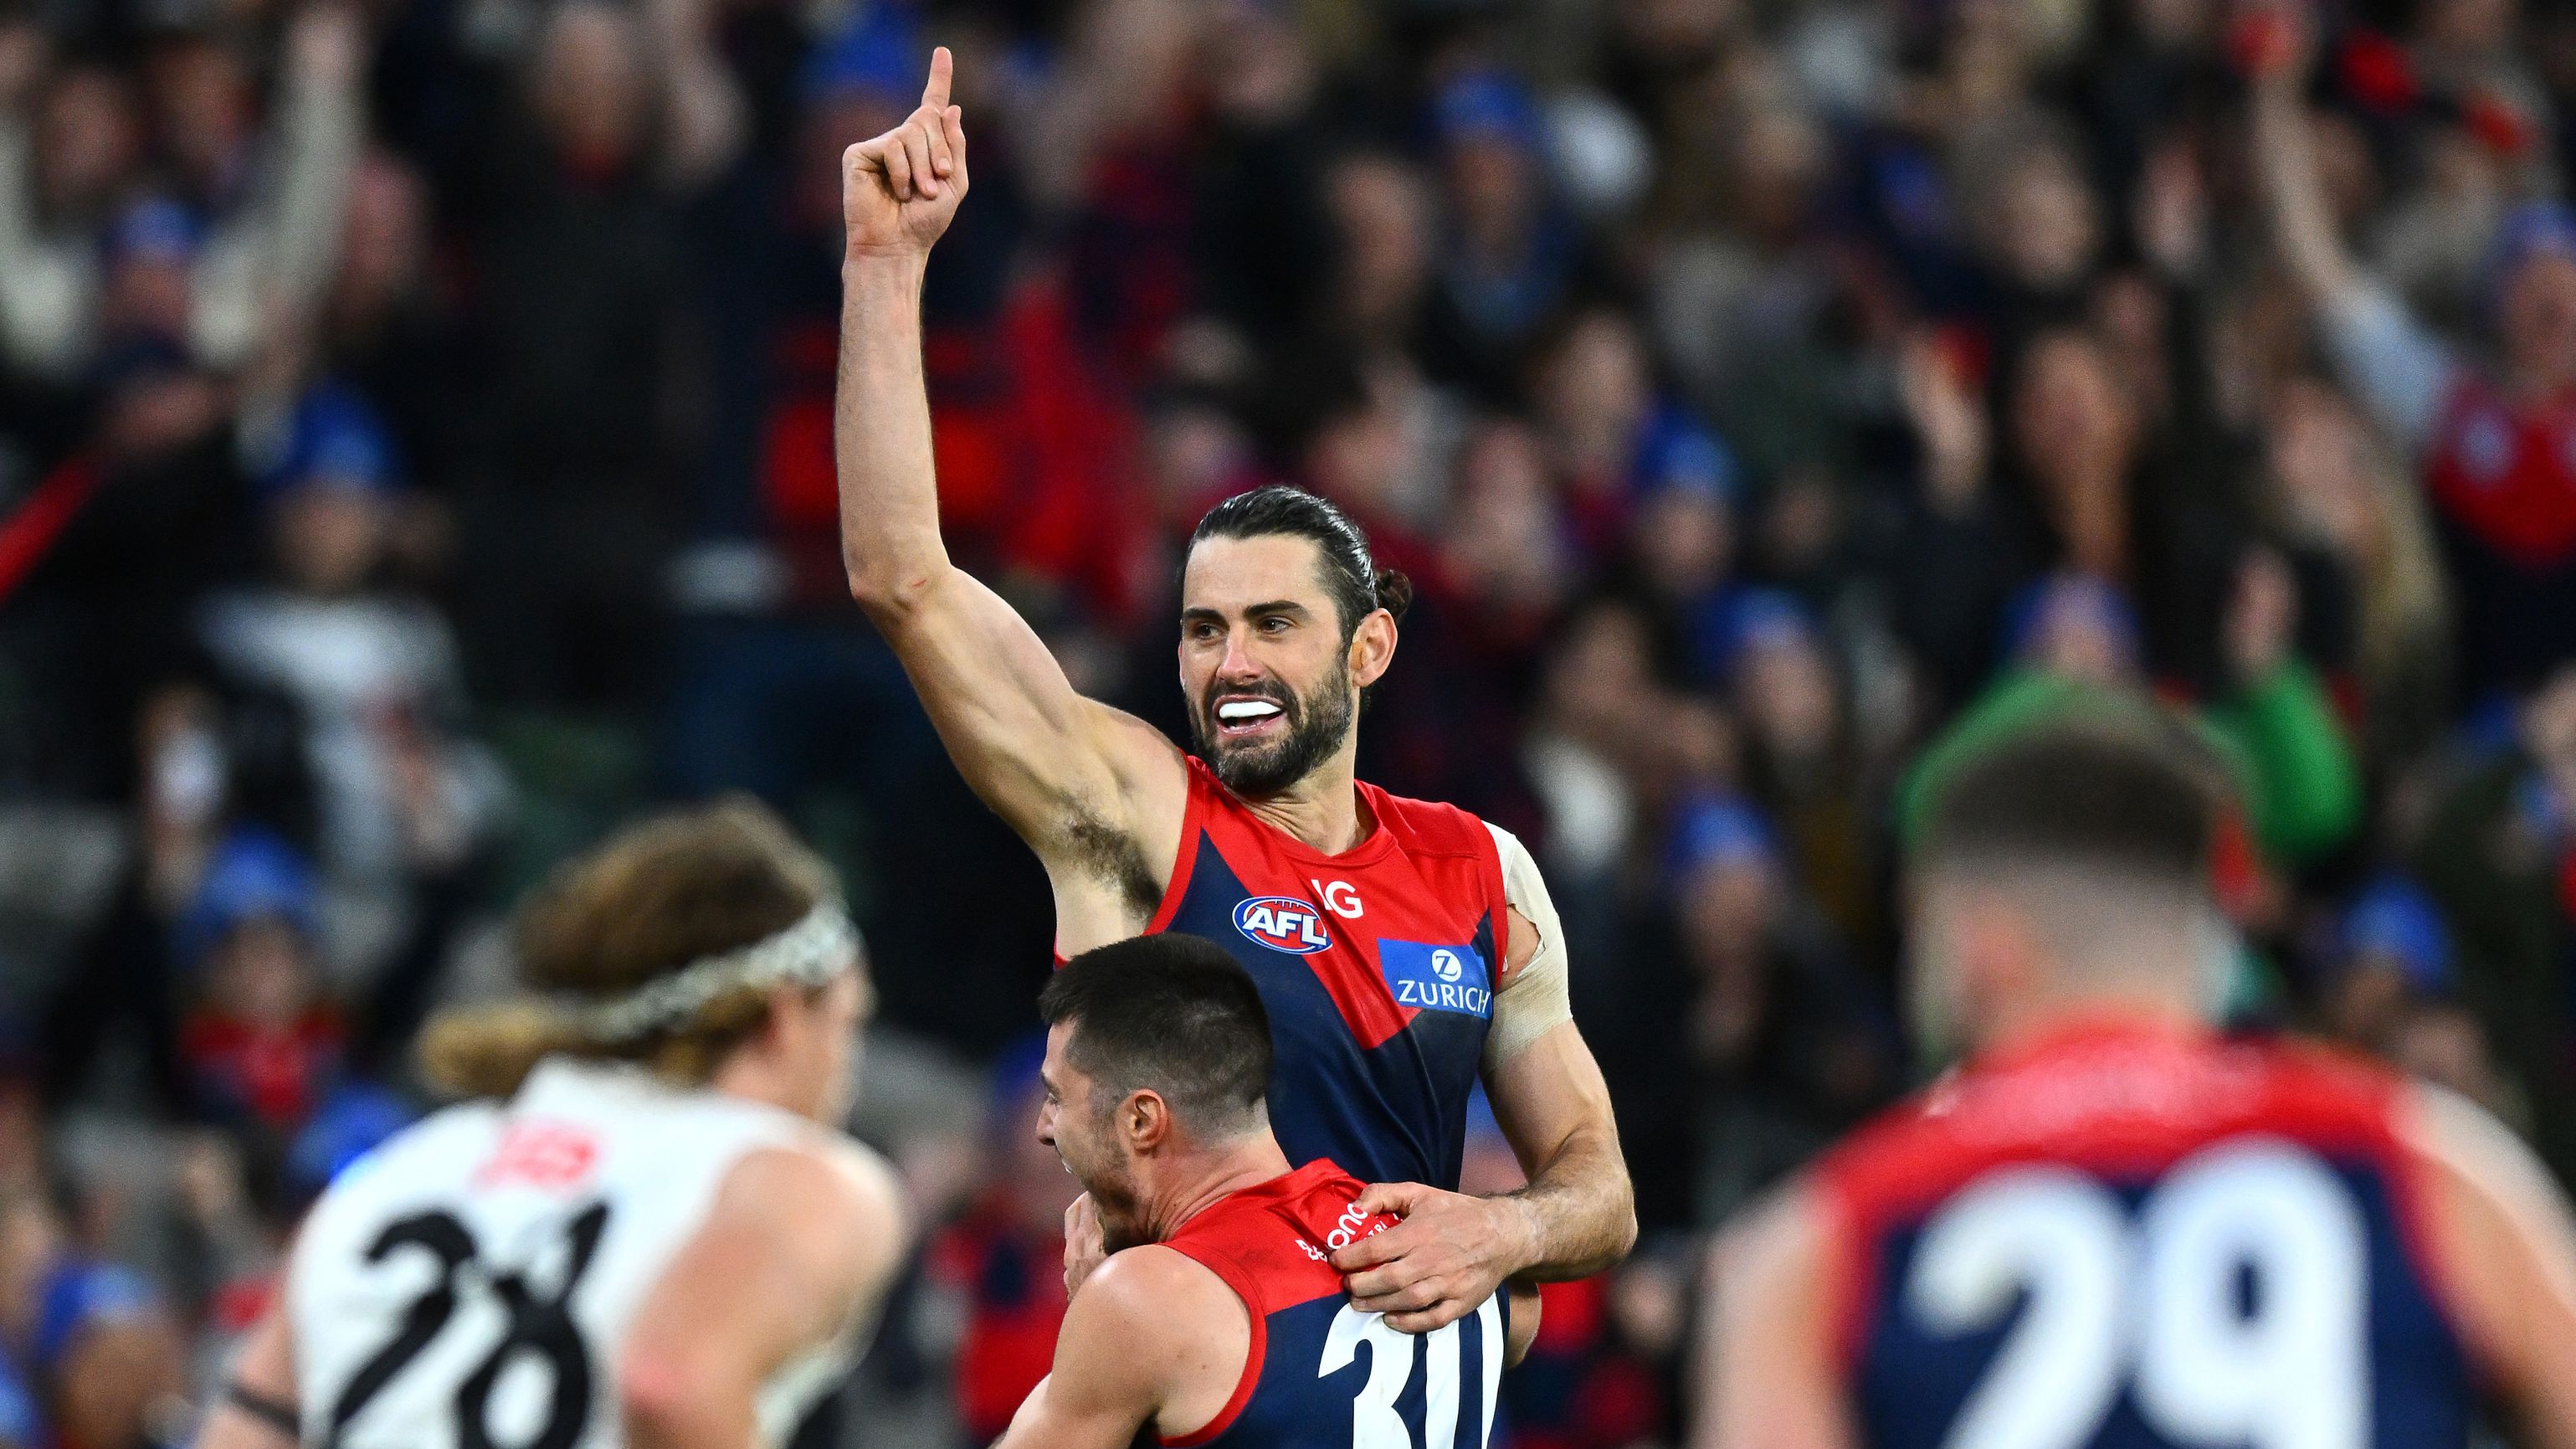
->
[1157,1159,1509,1448]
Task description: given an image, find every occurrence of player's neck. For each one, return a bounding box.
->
[1150,1133,1296,1241]
[1241,748,1374,855]
[1971,974,2206,1062]
[706,1050,811,1120]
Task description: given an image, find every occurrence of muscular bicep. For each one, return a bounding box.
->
[1483,1022,1617,1179]
[875,567,1185,853]
[993,1370,1157,1449]
[996,1249,1241,1449]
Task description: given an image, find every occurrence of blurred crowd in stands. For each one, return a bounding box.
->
[3,0,2576,1435]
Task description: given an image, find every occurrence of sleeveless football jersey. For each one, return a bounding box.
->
[1815,1022,2473,1449]
[1159,1159,1508,1449]
[1137,758,1509,1190]
[286,1060,864,1449]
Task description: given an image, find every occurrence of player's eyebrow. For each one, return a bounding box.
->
[1178,601,1315,627]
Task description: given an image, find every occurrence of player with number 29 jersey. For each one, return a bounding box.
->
[1819,1023,2468,1449]
[1700,716,2576,1449]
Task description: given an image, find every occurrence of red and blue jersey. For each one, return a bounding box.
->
[1161,1159,1509,1449]
[1814,1022,2474,1449]
[1140,758,1509,1191]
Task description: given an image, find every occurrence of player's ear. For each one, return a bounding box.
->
[1348,608,1398,690]
[1122,1089,1174,1151]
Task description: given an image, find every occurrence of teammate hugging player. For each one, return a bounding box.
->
[201,800,909,1449]
[835,47,1632,1335]
[1700,716,2576,1449]
[995,933,1538,1449]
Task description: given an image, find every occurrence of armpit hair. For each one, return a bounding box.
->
[1060,804,1163,920]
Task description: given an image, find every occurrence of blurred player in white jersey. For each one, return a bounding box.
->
[200,799,909,1449]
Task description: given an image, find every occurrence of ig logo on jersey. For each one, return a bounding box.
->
[1235,896,1332,953]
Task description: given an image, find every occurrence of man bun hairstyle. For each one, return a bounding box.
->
[1916,709,2228,892]
[1190,484,1414,637]
[1038,933,1273,1139]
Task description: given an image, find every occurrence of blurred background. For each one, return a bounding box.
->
[0,0,2572,1436]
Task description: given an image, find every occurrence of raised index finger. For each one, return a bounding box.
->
[921,44,952,110]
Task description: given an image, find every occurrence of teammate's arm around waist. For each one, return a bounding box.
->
[995,1246,1250,1449]
[834,55,1183,861]
[620,1142,909,1449]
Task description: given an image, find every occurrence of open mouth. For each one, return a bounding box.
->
[1212,694,1289,742]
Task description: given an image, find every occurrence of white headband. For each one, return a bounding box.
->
[566,903,861,1043]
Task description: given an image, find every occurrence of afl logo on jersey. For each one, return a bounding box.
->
[1235,896,1332,953]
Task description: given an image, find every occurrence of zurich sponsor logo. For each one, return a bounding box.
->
[1379,939,1491,1019]
[1234,895,1332,953]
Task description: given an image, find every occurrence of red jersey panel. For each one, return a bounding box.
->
[1159,1159,1509,1449]
[1814,1021,2473,1449]
[1141,758,1509,1190]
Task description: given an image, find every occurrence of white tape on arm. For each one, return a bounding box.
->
[1484,822,1573,1071]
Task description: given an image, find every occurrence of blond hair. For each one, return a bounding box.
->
[418,797,841,1098]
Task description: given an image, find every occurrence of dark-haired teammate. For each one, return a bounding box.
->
[1701,717,2576,1449]
[834,50,1632,1329]
[997,933,1537,1449]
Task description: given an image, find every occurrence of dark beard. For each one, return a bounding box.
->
[1191,671,1355,797]
[1089,1173,1149,1252]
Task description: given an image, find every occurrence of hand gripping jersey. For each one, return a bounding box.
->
[285,1061,863,1449]
[1142,758,1510,1190]
[1815,1023,2473,1449]
[1160,1159,1509,1449]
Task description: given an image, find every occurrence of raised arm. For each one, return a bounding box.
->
[2243,8,2455,448]
[836,49,1182,872]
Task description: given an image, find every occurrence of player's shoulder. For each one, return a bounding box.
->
[719,1132,906,1246]
[306,1096,505,1215]
[1166,1162,1373,1310]
[1355,780,1495,861]
[1816,1029,2413,1217]
[698,1130,911,1304]
[1070,1243,1250,1357]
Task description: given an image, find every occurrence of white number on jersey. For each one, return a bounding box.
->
[1906,1138,2369,1449]
[1318,1297,1506,1449]
[325,1202,613,1449]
